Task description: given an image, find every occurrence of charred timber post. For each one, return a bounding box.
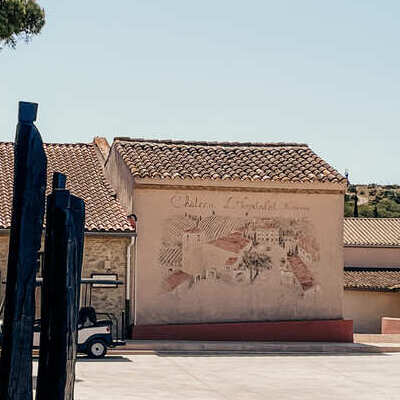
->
[0,102,47,400]
[35,172,85,400]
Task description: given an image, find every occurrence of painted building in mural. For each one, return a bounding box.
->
[104,137,347,328]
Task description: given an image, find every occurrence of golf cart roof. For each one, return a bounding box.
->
[2,278,124,286]
[34,277,124,286]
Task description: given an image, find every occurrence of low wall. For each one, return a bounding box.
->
[344,247,400,268]
[131,319,354,342]
[382,318,400,334]
[344,290,400,333]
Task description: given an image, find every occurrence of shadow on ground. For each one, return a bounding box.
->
[32,355,132,362]
[154,351,391,357]
[77,355,132,362]
[32,376,83,390]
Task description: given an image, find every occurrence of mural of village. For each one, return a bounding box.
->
[159,213,320,295]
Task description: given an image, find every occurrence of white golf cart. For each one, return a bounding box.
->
[0,277,126,359]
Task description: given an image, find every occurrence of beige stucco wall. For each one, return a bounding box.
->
[344,290,400,333]
[344,247,400,267]
[0,233,130,336]
[104,146,135,215]
[132,181,345,325]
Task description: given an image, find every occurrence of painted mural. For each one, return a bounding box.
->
[159,212,320,295]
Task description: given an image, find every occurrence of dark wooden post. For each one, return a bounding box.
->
[0,102,47,400]
[35,173,85,400]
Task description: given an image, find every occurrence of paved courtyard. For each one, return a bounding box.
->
[33,353,400,399]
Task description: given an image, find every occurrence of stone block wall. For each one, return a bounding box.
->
[0,235,8,302]
[82,235,130,337]
[0,233,130,338]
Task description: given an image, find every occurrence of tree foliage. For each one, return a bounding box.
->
[238,248,272,283]
[344,198,400,218]
[344,184,400,218]
[0,0,45,48]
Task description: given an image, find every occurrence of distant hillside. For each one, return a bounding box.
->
[345,184,400,218]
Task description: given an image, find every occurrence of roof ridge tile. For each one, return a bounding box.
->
[114,137,309,148]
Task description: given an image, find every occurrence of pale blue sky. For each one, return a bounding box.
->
[1,0,399,183]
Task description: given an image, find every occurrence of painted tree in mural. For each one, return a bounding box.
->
[238,248,272,283]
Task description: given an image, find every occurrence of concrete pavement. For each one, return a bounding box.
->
[33,353,400,399]
[111,339,400,354]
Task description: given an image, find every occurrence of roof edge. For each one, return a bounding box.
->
[344,244,400,248]
[344,217,400,221]
[113,137,309,148]
[344,287,396,293]
[85,231,136,237]
[345,266,400,271]
[0,228,136,236]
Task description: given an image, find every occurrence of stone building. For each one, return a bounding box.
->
[104,137,350,340]
[0,141,135,334]
[343,218,400,333]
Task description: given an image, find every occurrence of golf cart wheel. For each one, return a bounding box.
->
[87,340,107,358]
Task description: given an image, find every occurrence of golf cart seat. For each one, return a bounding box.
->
[78,307,96,326]
[78,307,112,329]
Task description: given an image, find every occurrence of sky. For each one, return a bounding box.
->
[0,0,399,184]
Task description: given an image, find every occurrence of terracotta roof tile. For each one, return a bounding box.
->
[0,142,133,233]
[344,218,400,247]
[113,138,346,184]
[344,267,400,291]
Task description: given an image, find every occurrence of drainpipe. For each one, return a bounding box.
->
[133,228,138,328]
[125,214,138,338]
[126,235,135,333]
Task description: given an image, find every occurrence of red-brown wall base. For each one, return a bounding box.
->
[381,317,400,334]
[131,319,354,342]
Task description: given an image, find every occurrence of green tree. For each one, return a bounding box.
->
[345,184,400,218]
[376,199,400,217]
[359,205,374,217]
[0,0,45,49]
[344,200,354,217]
[348,185,357,193]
